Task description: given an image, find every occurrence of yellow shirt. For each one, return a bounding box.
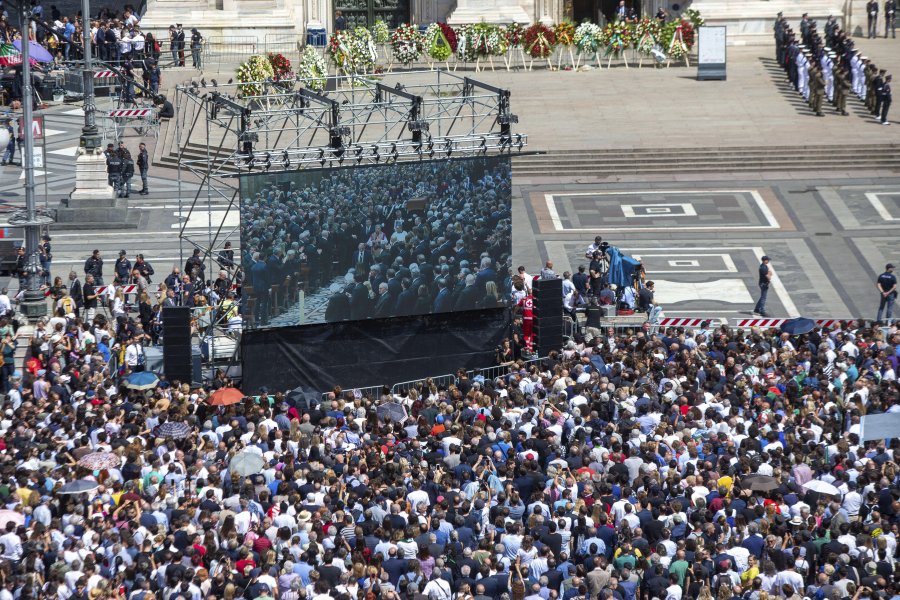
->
[741,565,759,585]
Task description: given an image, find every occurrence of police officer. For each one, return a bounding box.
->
[868,0,879,38]
[887,0,897,36]
[106,145,122,191]
[876,263,897,324]
[84,249,104,286]
[881,74,893,124]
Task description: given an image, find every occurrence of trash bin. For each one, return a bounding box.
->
[306,26,327,47]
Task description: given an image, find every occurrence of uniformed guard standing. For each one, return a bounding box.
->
[811,65,826,116]
[774,13,785,64]
[866,62,878,114]
[868,0,880,37]
[825,15,837,46]
[835,64,851,115]
[874,69,887,118]
[881,74,893,124]
[887,0,898,36]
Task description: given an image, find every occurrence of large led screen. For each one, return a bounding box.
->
[239,155,512,329]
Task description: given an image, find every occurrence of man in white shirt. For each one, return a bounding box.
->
[0,523,22,563]
[0,288,11,316]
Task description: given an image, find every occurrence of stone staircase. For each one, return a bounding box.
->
[685,0,846,45]
[152,109,900,177]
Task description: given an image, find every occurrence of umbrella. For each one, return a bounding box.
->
[124,371,160,391]
[229,449,265,477]
[742,474,780,492]
[57,479,100,495]
[0,44,22,67]
[12,39,54,63]
[376,401,408,423]
[781,318,816,335]
[77,452,121,470]
[157,421,191,439]
[802,480,841,496]
[207,387,244,406]
[0,510,24,527]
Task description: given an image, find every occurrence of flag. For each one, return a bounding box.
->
[0,44,22,67]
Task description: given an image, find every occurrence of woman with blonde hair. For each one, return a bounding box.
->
[112,288,126,319]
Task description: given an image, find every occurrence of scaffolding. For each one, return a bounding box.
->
[173,69,527,375]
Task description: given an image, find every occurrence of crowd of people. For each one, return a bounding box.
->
[774,13,893,123]
[239,158,513,327]
[1,284,900,600]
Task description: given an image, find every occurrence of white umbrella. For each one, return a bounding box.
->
[802,479,841,496]
[229,449,266,477]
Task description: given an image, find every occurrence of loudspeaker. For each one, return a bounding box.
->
[531,278,564,355]
[586,305,605,328]
[162,307,193,383]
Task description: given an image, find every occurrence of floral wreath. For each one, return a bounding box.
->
[236,55,275,97]
[266,52,293,82]
[504,23,524,48]
[425,22,458,62]
[327,30,355,70]
[371,19,390,45]
[456,24,479,62]
[522,23,557,59]
[297,45,328,92]
[574,22,603,54]
[391,23,425,65]
[634,18,661,54]
[603,21,633,57]
[554,21,576,47]
[351,26,378,71]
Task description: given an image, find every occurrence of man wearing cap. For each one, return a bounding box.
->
[881,74,893,124]
[114,250,132,285]
[753,256,772,317]
[876,263,897,323]
[874,69,887,118]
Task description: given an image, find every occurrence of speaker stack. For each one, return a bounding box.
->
[532,278,564,356]
[162,306,193,384]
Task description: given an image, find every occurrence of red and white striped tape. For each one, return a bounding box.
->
[94,70,116,78]
[95,285,137,294]
[657,318,718,327]
[108,109,152,118]
[734,318,844,328]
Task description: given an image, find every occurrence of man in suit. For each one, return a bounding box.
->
[350,277,371,320]
[325,285,351,322]
[881,73,893,124]
[433,280,454,313]
[373,283,394,319]
[68,271,83,318]
[474,257,497,295]
[454,274,479,311]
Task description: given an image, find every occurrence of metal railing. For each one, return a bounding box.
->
[391,374,457,395]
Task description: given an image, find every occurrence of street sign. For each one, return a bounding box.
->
[32,147,43,168]
[17,115,44,139]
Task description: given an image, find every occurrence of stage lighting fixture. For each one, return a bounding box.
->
[211,79,218,87]
[263,152,272,171]
[428,148,435,159]
[282,150,290,169]
[444,138,453,158]
[391,143,399,161]
[516,134,524,150]
[480,137,488,154]
[201,78,207,87]
[371,144,380,163]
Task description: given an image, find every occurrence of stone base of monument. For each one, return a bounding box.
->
[56,150,141,230]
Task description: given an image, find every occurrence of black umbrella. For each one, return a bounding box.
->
[157,421,191,440]
[743,474,780,492]
[781,317,816,335]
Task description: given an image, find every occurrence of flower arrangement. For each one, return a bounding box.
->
[327,30,355,70]
[266,52,293,81]
[297,45,328,91]
[603,21,632,57]
[469,23,506,58]
[680,20,695,49]
[236,54,275,96]
[391,23,425,65]
[487,25,509,56]
[574,22,602,55]
[351,26,378,71]
[634,18,661,54]
[661,20,691,58]
[424,22,454,62]
[522,23,556,59]
[683,8,705,29]
[371,19,390,45]
[554,21,576,47]
[504,22,524,47]
[456,24,479,62]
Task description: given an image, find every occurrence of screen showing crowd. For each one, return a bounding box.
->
[239,155,512,328]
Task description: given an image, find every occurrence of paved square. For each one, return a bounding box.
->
[544,190,780,232]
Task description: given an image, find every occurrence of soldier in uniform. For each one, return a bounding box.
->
[835,64,851,115]
[887,0,897,37]
[811,64,826,116]
[866,62,878,114]
[798,50,811,101]
[874,69,887,119]
[821,50,835,102]
[824,15,837,47]
[868,0,879,37]
[800,13,811,44]
[774,13,785,64]
[881,74,893,124]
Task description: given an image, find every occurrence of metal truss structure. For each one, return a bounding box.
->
[172,69,527,373]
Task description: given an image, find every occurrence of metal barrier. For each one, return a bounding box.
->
[264,34,303,65]
[204,36,262,68]
[391,373,456,395]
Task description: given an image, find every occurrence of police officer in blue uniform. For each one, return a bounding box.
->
[876,263,897,323]
[753,256,773,317]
